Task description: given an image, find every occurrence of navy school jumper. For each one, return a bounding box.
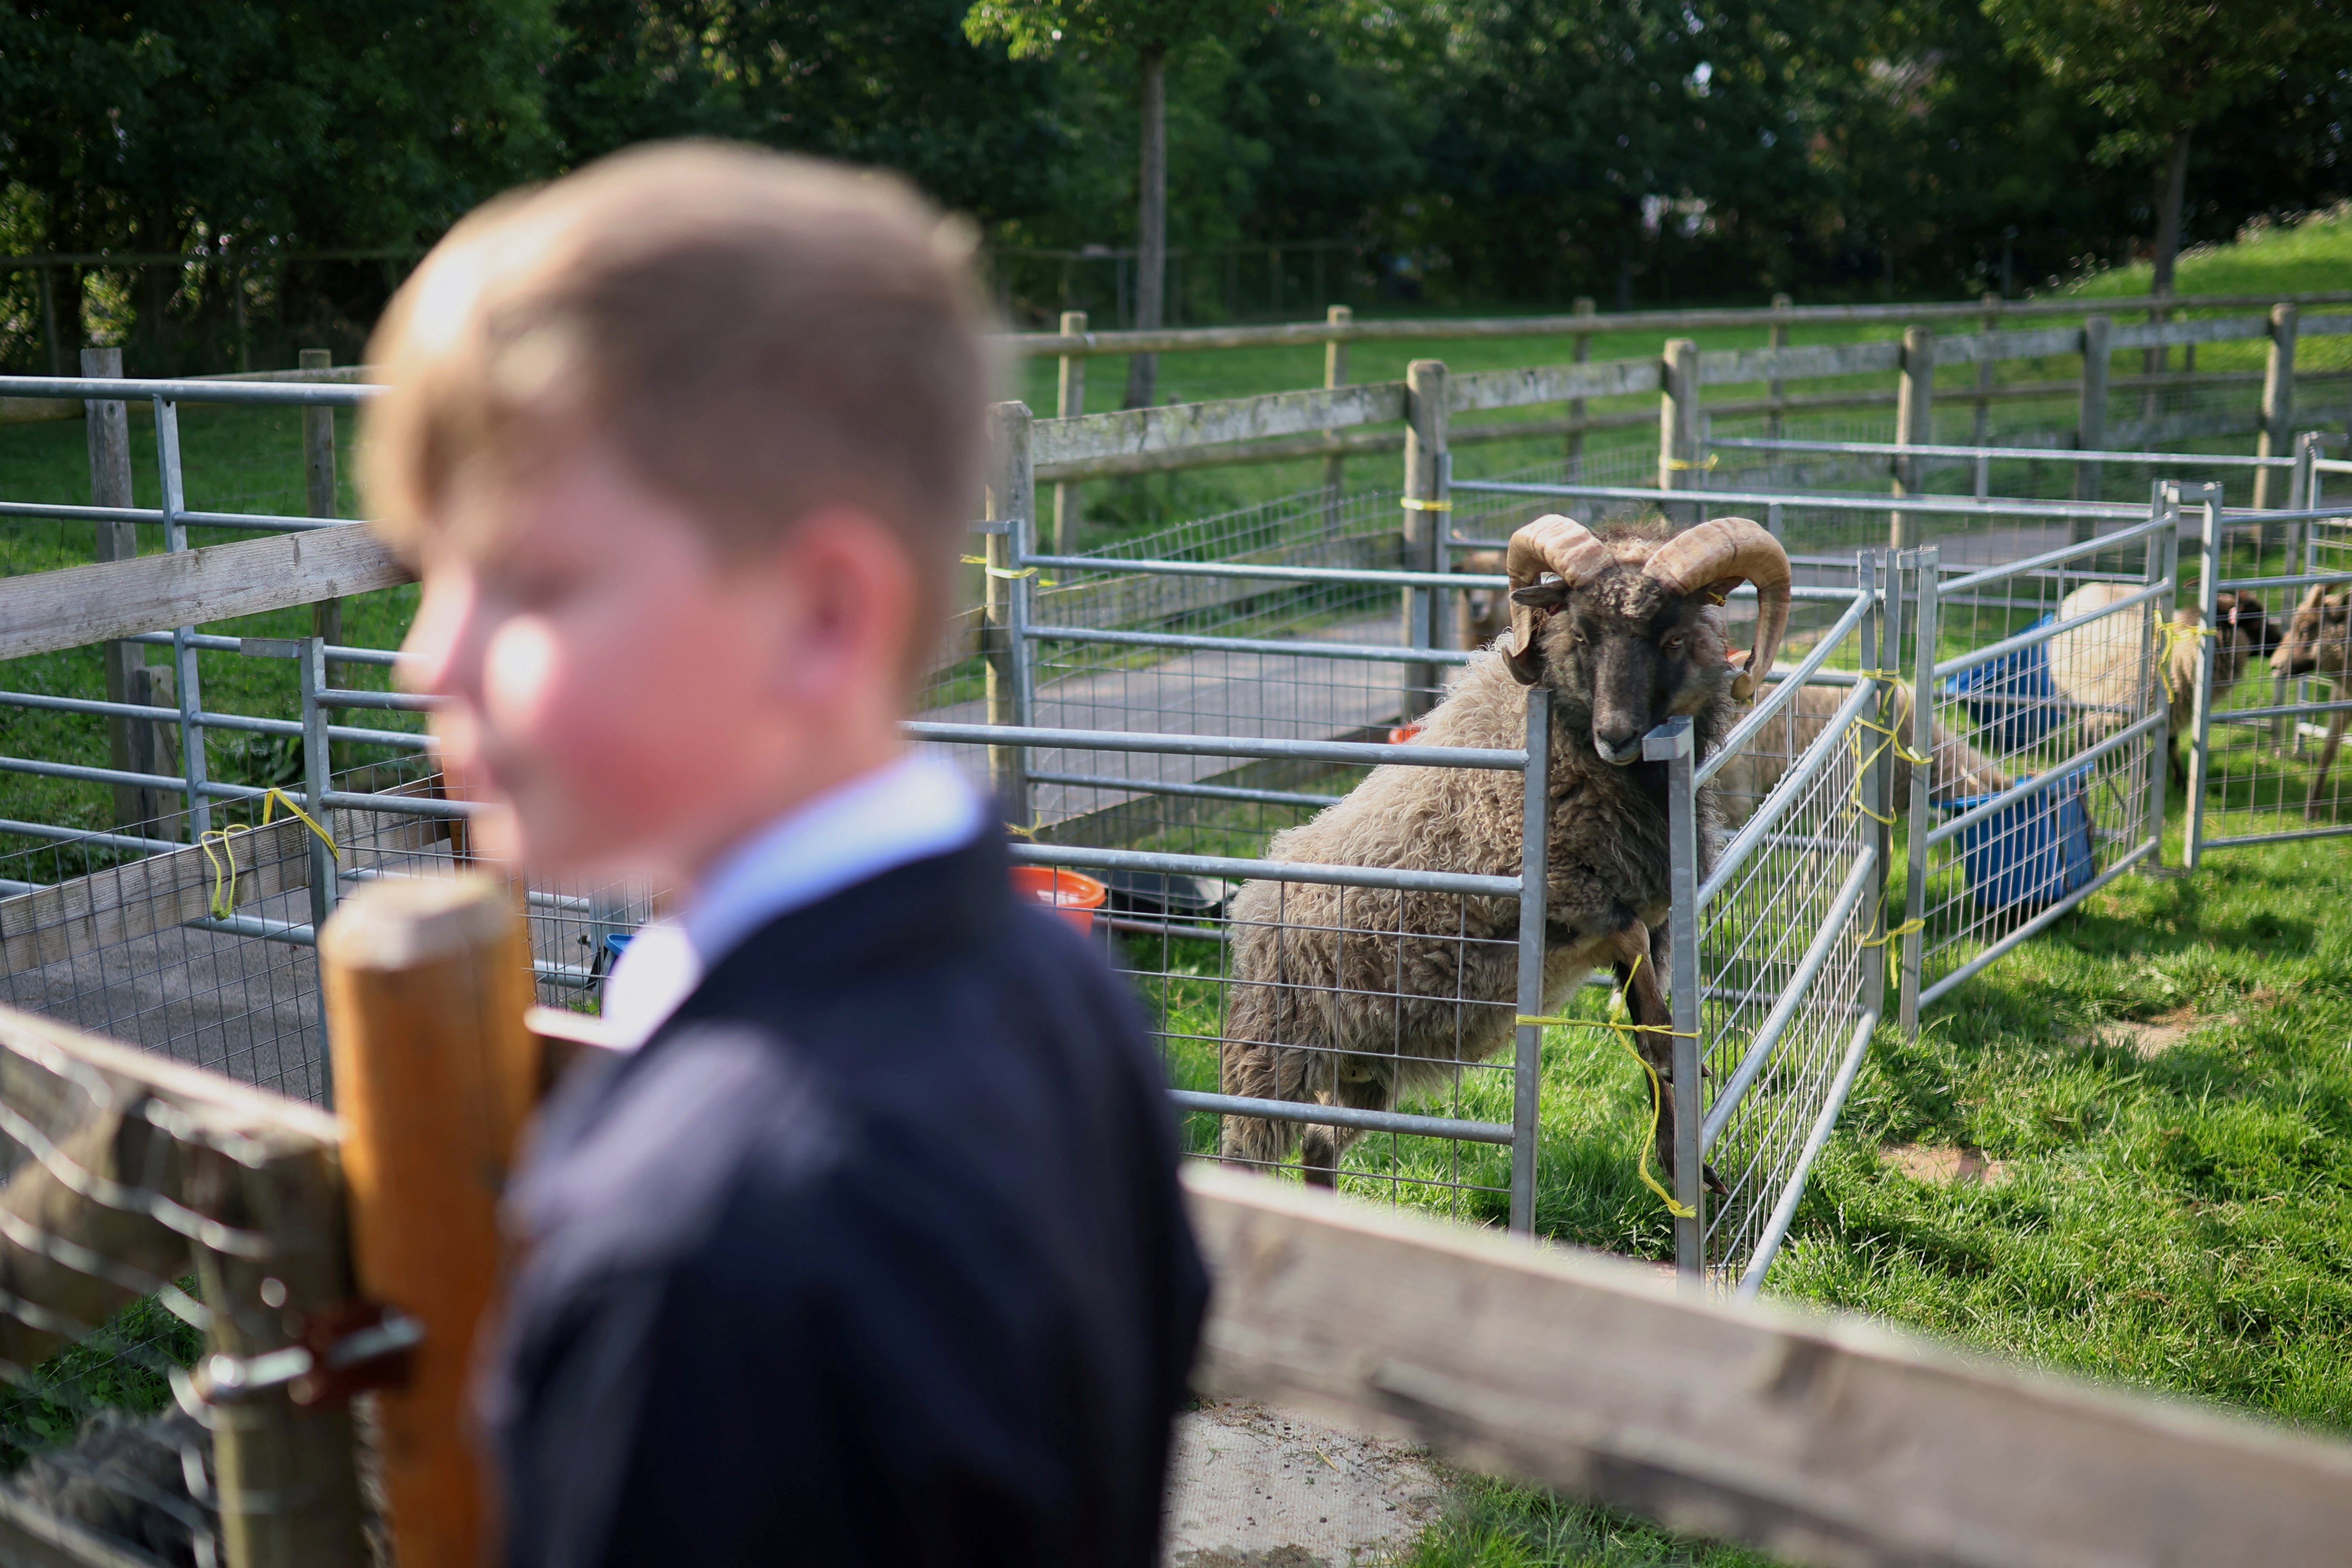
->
[481,832,1209,1567]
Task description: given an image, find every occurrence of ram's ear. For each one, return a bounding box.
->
[1504,582,1568,686]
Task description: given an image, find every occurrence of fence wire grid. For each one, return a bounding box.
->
[1908,515,2168,1011]
[1689,592,1881,1287]
[2193,497,2352,853]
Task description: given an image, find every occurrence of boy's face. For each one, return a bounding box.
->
[399,438,907,882]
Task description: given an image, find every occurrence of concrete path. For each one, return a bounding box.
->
[925,615,1416,822]
[1163,1400,1448,1568]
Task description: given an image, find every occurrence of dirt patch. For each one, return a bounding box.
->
[1883,1143,2010,1188]
[1165,1400,1446,1568]
[2106,1005,2218,1058]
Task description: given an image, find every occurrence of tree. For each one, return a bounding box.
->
[1980,0,2342,295]
[547,0,1068,230]
[965,0,1265,407]
[0,0,557,368]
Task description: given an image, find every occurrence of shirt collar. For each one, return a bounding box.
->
[681,750,985,970]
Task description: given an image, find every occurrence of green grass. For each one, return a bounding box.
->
[2074,202,2352,304]
[1369,782,2352,1566]
[0,1291,204,1470]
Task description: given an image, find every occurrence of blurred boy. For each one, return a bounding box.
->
[362,143,1206,1568]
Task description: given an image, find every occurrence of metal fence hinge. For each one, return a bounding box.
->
[192,1302,424,1408]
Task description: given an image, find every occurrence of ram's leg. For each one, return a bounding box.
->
[1218,1032,1308,1172]
[2307,709,2349,820]
[1299,1062,1392,1189]
[1606,922,1727,1197]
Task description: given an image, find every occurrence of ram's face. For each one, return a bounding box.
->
[1519,569,1734,767]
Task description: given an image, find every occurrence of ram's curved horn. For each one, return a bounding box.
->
[1502,514,1615,685]
[1644,517,1792,702]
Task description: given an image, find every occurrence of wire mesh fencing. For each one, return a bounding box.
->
[2187,491,2352,856]
[0,755,659,1116]
[991,699,1557,1230]
[1901,506,2172,1017]
[1675,570,1885,1290]
[0,805,330,1104]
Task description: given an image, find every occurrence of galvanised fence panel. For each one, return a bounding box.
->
[1903,509,2172,1016]
[1675,567,1884,1290]
[978,703,1559,1231]
[2187,488,2352,857]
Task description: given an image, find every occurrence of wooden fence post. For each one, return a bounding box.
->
[1892,326,1934,549]
[1974,292,1999,446]
[1659,338,1701,522]
[1053,312,1086,553]
[2074,314,2112,514]
[1402,360,1448,721]
[81,347,161,832]
[2254,303,2299,511]
[1765,293,1791,444]
[318,876,539,1568]
[1568,296,1597,473]
[193,1132,374,1568]
[1321,304,1352,533]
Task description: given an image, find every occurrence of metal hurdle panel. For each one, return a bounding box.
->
[1900,504,2173,1019]
[2185,481,2352,858]
[1658,564,1887,1290]
[995,484,1441,854]
[919,705,1558,1230]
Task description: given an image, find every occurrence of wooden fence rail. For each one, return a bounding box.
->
[1031,309,2350,484]
[0,527,410,665]
[1188,1165,2352,1568]
[1003,288,2352,357]
[0,303,2343,731]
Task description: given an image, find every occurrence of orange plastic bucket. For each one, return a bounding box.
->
[1388,724,1423,745]
[1009,866,1108,934]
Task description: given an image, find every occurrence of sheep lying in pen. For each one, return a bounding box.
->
[2047,582,2275,784]
[1219,514,1792,1189]
[2273,582,2351,817]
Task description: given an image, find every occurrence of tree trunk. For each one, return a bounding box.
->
[2150,125,2192,298]
[1123,43,1169,411]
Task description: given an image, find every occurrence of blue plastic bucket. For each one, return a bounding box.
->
[1941,770,2095,913]
[1943,613,2060,752]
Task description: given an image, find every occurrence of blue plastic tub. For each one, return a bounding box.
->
[1943,613,2060,752]
[1941,770,2095,913]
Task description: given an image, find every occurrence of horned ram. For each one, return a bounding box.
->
[1218,515,1792,1189]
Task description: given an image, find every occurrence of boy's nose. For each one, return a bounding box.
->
[397,573,479,699]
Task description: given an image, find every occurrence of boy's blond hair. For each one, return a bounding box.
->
[360,142,995,668]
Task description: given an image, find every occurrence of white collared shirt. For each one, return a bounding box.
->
[599,752,985,1046]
